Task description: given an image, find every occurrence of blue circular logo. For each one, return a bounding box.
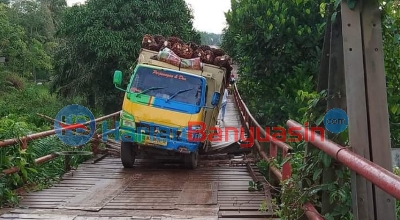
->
[323,108,348,134]
[54,104,96,147]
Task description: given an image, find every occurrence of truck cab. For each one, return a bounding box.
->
[113,49,226,169]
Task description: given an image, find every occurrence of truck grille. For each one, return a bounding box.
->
[135,122,181,139]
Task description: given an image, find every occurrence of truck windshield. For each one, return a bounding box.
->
[130,66,203,106]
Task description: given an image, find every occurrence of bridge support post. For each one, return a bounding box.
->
[323,5,348,217]
[340,0,396,219]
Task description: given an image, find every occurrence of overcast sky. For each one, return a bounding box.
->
[65,0,231,34]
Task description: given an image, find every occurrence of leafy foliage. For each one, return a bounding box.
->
[382,0,400,147]
[0,119,93,207]
[0,82,103,207]
[222,0,325,128]
[394,167,400,217]
[0,0,63,79]
[0,4,31,76]
[0,0,88,206]
[51,0,201,114]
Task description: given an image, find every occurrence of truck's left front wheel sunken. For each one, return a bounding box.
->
[121,141,136,168]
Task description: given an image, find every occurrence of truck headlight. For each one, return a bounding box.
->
[121,111,134,120]
[122,120,135,128]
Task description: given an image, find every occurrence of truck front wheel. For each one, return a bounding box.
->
[184,151,198,169]
[121,141,136,168]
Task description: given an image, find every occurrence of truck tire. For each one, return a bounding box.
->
[121,141,136,168]
[184,151,198,169]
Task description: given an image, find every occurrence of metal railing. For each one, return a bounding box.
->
[287,120,400,200]
[232,82,400,219]
[0,111,120,175]
[232,84,324,220]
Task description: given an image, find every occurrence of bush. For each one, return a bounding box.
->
[0,81,99,207]
[0,71,25,94]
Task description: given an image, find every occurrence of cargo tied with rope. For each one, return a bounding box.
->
[142,34,233,81]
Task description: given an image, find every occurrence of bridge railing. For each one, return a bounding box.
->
[232,84,324,220]
[287,120,400,200]
[0,111,120,175]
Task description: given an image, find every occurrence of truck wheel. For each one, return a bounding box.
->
[184,151,198,169]
[121,141,135,168]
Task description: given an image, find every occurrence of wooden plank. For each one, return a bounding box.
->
[19,195,69,200]
[320,6,347,216]
[218,200,263,204]
[46,183,94,188]
[19,198,66,202]
[107,198,176,203]
[159,217,217,220]
[2,209,219,219]
[57,175,135,211]
[212,182,218,204]
[122,189,182,192]
[73,218,132,220]
[36,188,88,191]
[317,3,332,92]
[175,182,218,205]
[218,210,275,217]
[15,204,59,209]
[340,1,375,219]
[219,206,262,210]
[360,0,396,219]
[0,214,76,219]
[102,205,176,210]
[218,197,265,201]
[219,219,279,220]
[21,191,80,195]
[93,208,220,217]
[113,193,179,198]
[125,186,248,190]
[218,191,264,195]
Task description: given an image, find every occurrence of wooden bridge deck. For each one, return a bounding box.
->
[0,156,277,220]
[209,94,249,154]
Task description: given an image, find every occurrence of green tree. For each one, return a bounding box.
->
[1,0,60,80]
[0,3,31,76]
[51,0,200,113]
[10,0,53,42]
[382,0,400,147]
[221,0,325,126]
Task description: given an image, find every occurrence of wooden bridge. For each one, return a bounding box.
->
[2,1,400,219]
[0,157,275,219]
[0,94,279,220]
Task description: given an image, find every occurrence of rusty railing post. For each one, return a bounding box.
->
[65,155,71,171]
[91,133,100,156]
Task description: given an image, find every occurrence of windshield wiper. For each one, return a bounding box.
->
[166,88,194,102]
[135,87,165,97]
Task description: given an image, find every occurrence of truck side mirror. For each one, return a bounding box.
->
[113,70,127,93]
[211,92,220,106]
[113,70,122,86]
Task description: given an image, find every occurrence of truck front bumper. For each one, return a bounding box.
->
[120,130,200,153]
